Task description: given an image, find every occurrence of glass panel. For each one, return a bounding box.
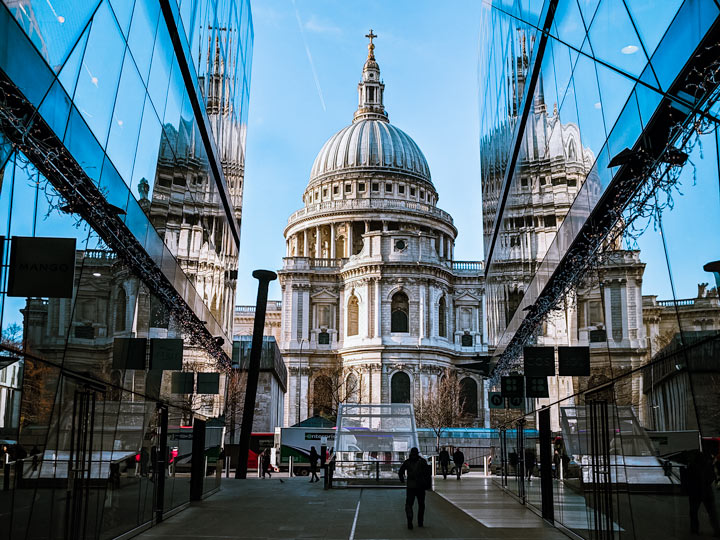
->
[127,0,160,83]
[587,0,649,78]
[73,1,126,146]
[106,53,146,182]
[625,0,682,59]
[8,0,100,72]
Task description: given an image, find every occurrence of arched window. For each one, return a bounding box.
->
[438,296,447,337]
[346,373,359,403]
[313,375,333,417]
[391,372,411,403]
[115,288,127,332]
[568,140,577,161]
[347,295,359,336]
[460,377,478,417]
[391,292,409,333]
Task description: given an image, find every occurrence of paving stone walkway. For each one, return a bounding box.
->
[137,473,568,539]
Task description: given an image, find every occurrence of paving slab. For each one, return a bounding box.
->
[137,474,569,540]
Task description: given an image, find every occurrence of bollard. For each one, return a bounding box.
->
[484,455,488,477]
[225,456,230,478]
[237,270,278,479]
[431,456,436,491]
[289,456,293,477]
[375,461,380,482]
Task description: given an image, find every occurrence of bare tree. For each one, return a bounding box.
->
[414,368,471,450]
[224,368,247,444]
[311,359,363,422]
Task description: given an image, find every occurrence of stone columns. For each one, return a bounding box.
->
[439,233,444,258]
[348,222,354,256]
[330,223,336,259]
[419,282,426,339]
[303,230,308,256]
[374,278,381,338]
[315,226,321,258]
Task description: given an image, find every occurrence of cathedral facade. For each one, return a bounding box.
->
[278,35,487,427]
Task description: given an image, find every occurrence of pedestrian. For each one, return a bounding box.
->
[553,450,560,479]
[261,448,272,479]
[438,447,450,479]
[30,445,40,472]
[525,448,536,482]
[452,447,465,480]
[684,451,720,536]
[399,447,431,530]
[308,446,320,483]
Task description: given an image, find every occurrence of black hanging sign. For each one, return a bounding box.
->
[171,372,194,394]
[524,346,555,376]
[150,338,184,370]
[488,392,504,409]
[197,372,220,394]
[526,376,550,398]
[558,346,591,376]
[501,375,524,398]
[112,338,147,370]
[8,237,76,298]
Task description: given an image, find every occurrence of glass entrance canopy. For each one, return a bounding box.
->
[334,403,419,483]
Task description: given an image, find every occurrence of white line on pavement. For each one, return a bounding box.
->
[349,488,363,540]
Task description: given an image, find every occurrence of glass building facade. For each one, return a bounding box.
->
[0,0,252,538]
[480,0,720,538]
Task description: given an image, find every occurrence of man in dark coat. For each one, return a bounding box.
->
[685,451,720,536]
[399,447,431,530]
[452,448,465,480]
[438,447,450,479]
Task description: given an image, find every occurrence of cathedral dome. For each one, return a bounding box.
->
[309,119,431,184]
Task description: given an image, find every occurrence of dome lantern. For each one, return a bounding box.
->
[353,29,388,123]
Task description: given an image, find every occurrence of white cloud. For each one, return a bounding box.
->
[303,15,341,35]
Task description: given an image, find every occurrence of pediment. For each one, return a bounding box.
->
[454,290,480,304]
[310,288,339,301]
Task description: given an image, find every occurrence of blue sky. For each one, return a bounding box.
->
[235,0,484,304]
[235,0,720,306]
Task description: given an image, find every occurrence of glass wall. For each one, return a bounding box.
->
[0,0,250,537]
[481,2,720,539]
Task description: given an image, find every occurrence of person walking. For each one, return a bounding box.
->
[438,447,450,480]
[399,447,431,530]
[452,447,465,480]
[525,448,537,483]
[685,451,720,536]
[261,448,272,479]
[308,446,320,483]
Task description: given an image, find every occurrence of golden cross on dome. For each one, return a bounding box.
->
[365,29,377,58]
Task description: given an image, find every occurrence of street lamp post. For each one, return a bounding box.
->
[297,338,308,424]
